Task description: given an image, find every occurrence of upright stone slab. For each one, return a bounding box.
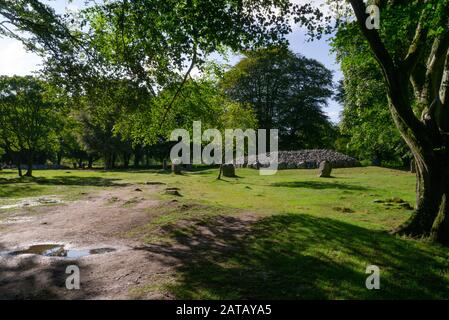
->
[172,163,182,175]
[222,164,236,177]
[318,160,332,178]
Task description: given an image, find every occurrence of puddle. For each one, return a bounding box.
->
[0,244,116,259]
[0,197,63,210]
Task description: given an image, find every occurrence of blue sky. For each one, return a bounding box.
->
[0,0,343,122]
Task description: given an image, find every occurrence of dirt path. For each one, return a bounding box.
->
[0,183,260,299]
[0,185,179,299]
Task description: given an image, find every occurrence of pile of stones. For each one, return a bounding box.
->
[238,150,360,169]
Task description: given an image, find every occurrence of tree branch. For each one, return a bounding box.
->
[402,19,428,75]
[158,46,198,131]
[349,0,423,135]
[349,0,396,79]
[437,48,449,132]
[421,31,449,105]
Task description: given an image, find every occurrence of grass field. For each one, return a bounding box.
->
[1,166,449,299]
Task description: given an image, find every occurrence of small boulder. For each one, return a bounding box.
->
[172,163,182,175]
[318,161,332,178]
[165,188,182,196]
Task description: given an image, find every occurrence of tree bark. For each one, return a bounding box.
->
[217,164,223,180]
[133,146,141,168]
[25,151,33,177]
[88,156,93,169]
[17,155,22,177]
[104,153,112,170]
[430,184,449,245]
[123,152,130,169]
[145,153,150,166]
[394,155,446,237]
[349,0,449,244]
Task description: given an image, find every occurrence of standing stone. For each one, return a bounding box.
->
[172,163,182,174]
[163,159,168,170]
[318,161,332,178]
[222,164,236,177]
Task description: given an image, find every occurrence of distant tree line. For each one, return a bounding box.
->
[0,0,416,178]
[0,47,338,176]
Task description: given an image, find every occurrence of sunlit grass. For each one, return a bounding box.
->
[3,166,448,299]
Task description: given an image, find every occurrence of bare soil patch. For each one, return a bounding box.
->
[0,185,168,299]
[0,184,258,299]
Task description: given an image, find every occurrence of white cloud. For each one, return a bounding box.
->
[0,38,43,76]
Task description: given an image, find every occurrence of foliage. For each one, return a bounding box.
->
[306,0,449,241]
[0,76,62,175]
[221,48,335,150]
[331,22,410,165]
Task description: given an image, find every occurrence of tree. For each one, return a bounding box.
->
[332,31,409,166]
[298,0,449,243]
[221,48,335,150]
[1,0,301,142]
[216,100,258,179]
[56,114,99,169]
[74,78,140,170]
[0,76,61,176]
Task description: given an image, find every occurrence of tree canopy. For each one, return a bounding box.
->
[0,75,62,176]
[221,48,335,150]
[299,0,449,244]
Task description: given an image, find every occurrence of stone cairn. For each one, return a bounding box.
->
[236,150,360,169]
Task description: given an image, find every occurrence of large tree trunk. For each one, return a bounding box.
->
[145,153,150,166]
[123,152,130,169]
[133,146,141,168]
[394,154,448,241]
[25,151,33,177]
[88,156,93,169]
[348,0,449,245]
[104,153,112,170]
[431,186,449,244]
[217,164,223,180]
[17,155,22,177]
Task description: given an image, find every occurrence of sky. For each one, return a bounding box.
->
[0,0,343,122]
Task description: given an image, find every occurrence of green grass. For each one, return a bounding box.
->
[1,166,448,299]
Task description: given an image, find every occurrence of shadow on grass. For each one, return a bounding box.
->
[0,184,43,198]
[270,181,369,191]
[138,214,449,299]
[124,166,217,175]
[0,176,129,187]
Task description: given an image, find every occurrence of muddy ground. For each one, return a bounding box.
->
[0,185,257,299]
